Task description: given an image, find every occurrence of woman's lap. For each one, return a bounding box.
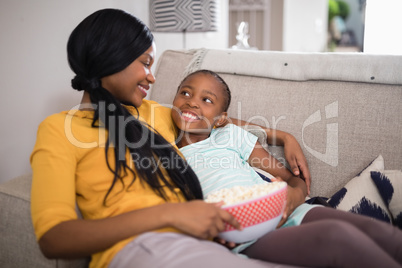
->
[109,232,302,268]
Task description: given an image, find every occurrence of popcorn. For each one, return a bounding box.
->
[205,182,287,206]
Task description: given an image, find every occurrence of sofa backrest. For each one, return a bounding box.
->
[150,49,402,197]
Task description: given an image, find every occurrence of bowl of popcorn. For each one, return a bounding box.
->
[205,181,287,243]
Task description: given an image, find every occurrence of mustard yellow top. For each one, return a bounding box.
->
[30,100,183,268]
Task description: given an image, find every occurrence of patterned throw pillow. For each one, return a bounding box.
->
[327,155,393,223]
[371,170,402,228]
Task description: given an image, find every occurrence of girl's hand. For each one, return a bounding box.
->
[283,135,311,195]
[167,200,242,240]
[271,177,305,228]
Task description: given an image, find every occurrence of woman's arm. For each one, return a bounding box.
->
[229,117,311,194]
[247,142,308,223]
[39,200,241,259]
[33,118,241,259]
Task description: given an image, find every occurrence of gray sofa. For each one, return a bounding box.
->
[1,48,401,267]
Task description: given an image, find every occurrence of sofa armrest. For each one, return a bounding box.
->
[0,174,89,268]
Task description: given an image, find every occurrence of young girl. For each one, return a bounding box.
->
[171,69,402,268]
[31,9,309,268]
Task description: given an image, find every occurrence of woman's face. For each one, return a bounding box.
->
[172,73,227,134]
[101,42,156,107]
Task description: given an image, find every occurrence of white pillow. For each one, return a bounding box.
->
[328,155,393,223]
[371,170,402,228]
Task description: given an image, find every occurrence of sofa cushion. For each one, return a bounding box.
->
[327,155,392,223]
[0,174,89,268]
[184,48,402,85]
[371,170,402,228]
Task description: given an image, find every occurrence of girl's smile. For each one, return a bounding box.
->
[180,110,202,122]
[172,72,227,135]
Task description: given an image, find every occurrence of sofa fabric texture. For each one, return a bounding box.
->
[1,48,401,267]
[0,174,90,268]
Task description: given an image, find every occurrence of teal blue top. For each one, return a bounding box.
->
[180,124,267,197]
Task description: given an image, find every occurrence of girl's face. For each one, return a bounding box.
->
[172,73,227,134]
[101,42,156,107]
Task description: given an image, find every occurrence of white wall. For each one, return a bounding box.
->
[282,0,328,52]
[0,0,228,183]
[364,0,402,55]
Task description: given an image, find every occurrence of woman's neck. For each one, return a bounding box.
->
[176,131,210,148]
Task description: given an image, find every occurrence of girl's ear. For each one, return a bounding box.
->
[215,112,228,128]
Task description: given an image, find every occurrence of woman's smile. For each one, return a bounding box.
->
[101,42,156,107]
[138,84,149,98]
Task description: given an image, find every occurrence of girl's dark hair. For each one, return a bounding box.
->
[67,9,203,204]
[179,69,231,112]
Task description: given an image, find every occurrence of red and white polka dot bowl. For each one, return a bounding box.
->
[219,182,287,243]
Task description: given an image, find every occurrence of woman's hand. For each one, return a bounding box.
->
[213,237,238,249]
[282,134,311,195]
[166,200,242,240]
[37,201,241,258]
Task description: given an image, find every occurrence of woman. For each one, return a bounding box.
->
[31,9,311,268]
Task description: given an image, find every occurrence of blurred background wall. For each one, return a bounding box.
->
[0,0,400,183]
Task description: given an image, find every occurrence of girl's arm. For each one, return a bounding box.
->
[247,142,308,222]
[229,117,311,194]
[38,201,241,259]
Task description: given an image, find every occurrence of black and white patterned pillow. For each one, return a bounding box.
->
[371,170,402,228]
[328,155,392,223]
